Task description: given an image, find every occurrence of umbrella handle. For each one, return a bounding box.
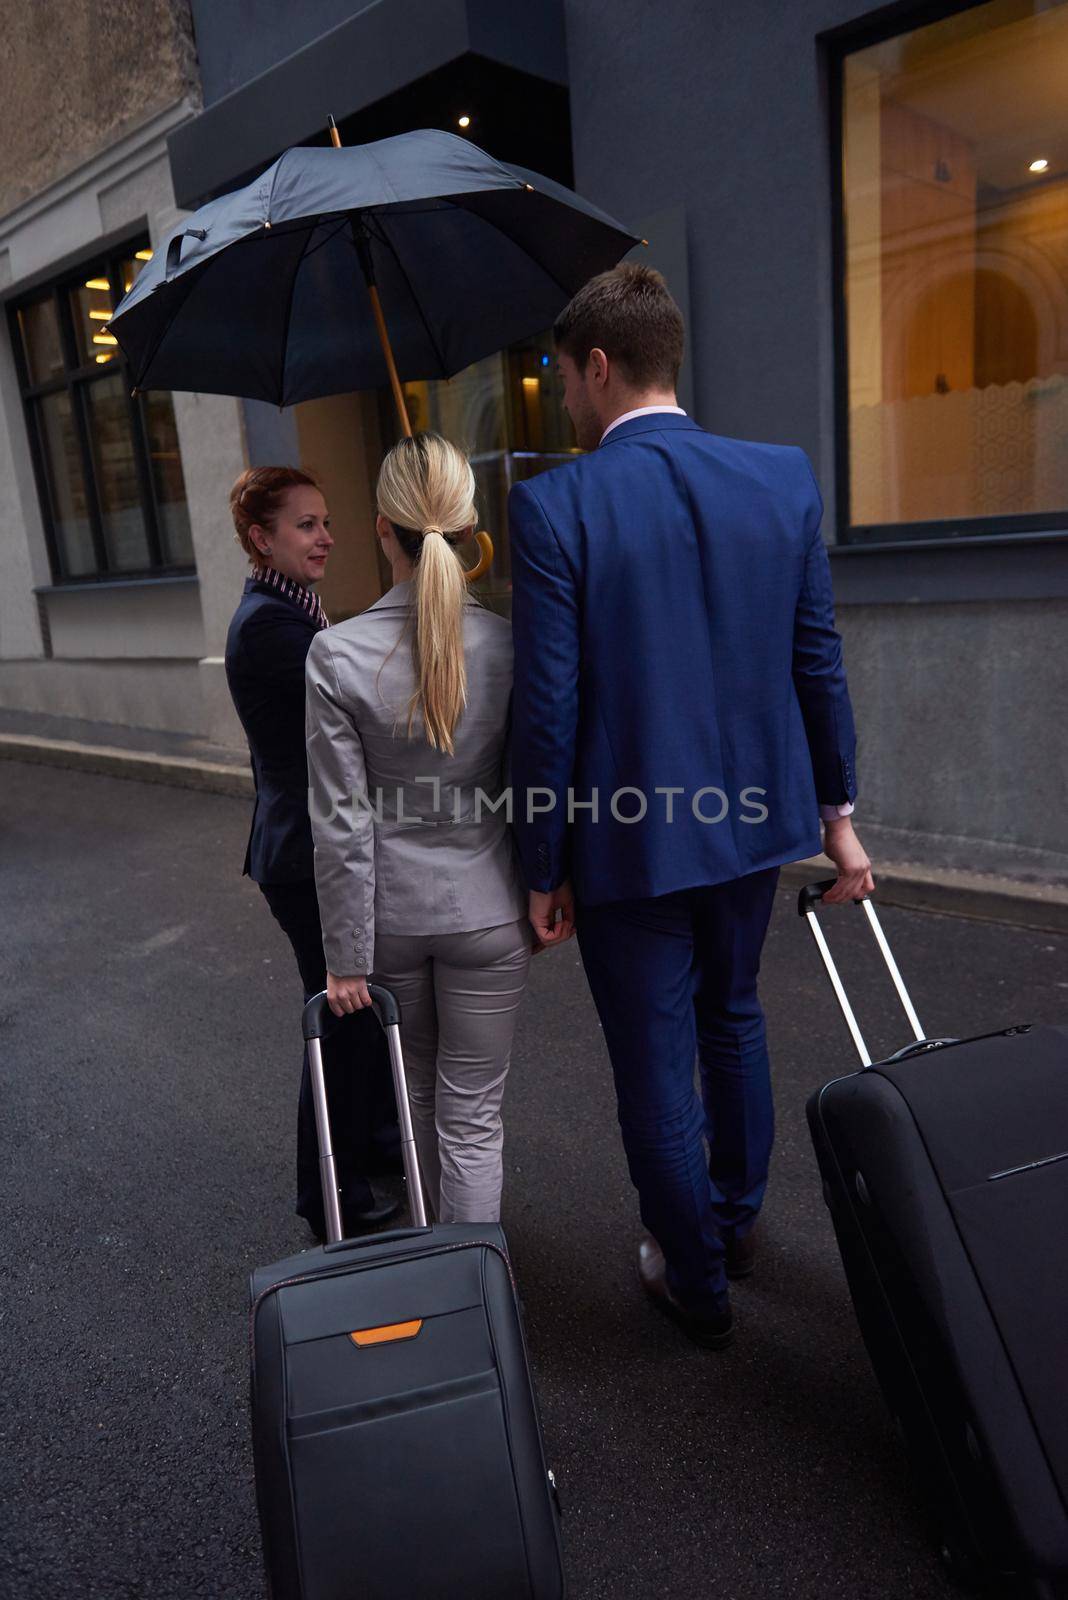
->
[465,531,494,584]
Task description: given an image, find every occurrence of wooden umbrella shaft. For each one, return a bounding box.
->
[367,281,412,438]
[331,116,412,438]
[328,115,489,577]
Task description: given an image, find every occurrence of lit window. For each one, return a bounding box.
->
[9,242,194,581]
[841,0,1068,536]
[391,334,573,609]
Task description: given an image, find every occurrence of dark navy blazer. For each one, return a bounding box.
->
[225,578,319,884]
[508,413,858,905]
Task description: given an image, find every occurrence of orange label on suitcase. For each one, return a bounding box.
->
[349,1319,423,1347]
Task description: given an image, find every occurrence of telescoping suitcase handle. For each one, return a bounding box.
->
[302,985,429,1244]
[798,880,954,1069]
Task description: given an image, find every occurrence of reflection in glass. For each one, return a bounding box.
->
[843,0,1068,527]
[39,391,95,575]
[120,254,149,297]
[15,242,194,583]
[143,393,194,565]
[85,374,152,571]
[18,298,64,386]
[72,275,116,367]
[399,330,577,610]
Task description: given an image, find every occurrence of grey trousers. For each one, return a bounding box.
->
[372,918,532,1224]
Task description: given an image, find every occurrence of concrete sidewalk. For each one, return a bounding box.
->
[3,704,1067,933]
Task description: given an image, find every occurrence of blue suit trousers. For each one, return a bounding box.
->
[577,866,781,1313]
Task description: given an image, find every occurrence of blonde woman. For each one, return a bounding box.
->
[305,433,532,1224]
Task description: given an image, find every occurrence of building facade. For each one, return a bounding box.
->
[1,0,1065,859]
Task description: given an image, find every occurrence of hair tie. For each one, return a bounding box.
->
[423,524,444,537]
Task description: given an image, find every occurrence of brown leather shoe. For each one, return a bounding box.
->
[637,1233,734,1350]
[725,1227,759,1281]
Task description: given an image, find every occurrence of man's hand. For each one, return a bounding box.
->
[327,972,373,1016]
[821,818,875,904]
[529,881,575,947]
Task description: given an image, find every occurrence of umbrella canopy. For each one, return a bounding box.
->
[110,129,640,407]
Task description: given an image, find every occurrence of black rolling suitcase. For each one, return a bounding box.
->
[800,881,1068,1598]
[250,985,565,1600]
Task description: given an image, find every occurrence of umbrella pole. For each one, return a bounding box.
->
[366,282,413,439]
[329,116,412,438]
[328,115,490,579]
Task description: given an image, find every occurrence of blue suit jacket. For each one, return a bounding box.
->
[224,578,320,884]
[508,413,857,905]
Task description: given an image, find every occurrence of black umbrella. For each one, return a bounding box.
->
[109,126,641,417]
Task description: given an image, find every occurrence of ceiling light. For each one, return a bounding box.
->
[85,277,110,290]
[89,310,111,320]
[521,376,539,389]
[93,333,118,346]
[1029,158,1049,173]
[135,249,154,261]
[95,353,113,364]
[457,115,471,129]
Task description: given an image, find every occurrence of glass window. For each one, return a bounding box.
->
[841,0,1068,535]
[9,240,193,583]
[17,298,64,385]
[119,252,151,299]
[38,392,95,576]
[85,374,152,571]
[72,279,119,369]
[399,330,578,610]
[143,391,194,566]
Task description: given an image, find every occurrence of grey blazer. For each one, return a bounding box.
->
[305,580,527,976]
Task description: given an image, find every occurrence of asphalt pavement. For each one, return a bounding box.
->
[2,760,1065,1600]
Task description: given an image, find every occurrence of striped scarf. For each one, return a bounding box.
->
[251,564,329,630]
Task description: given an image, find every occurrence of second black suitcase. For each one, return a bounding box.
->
[800,882,1068,1598]
[250,985,565,1600]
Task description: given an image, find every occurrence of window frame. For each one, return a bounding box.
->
[7,237,195,585]
[828,0,1068,547]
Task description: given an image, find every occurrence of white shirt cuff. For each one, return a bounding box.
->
[820,801,855,822]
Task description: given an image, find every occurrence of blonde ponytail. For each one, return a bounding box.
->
[376,433,477,755]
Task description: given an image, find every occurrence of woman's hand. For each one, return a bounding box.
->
[326,972,373,1016]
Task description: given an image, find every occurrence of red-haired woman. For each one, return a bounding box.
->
[225,466,400,1241]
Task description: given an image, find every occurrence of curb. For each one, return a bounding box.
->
[779,858,1068,938]
[0,733,254,799]
[3,733,1066,935]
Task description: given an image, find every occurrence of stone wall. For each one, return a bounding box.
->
[0,0,199,217]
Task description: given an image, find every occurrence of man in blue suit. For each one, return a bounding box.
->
[509,265,873,1349]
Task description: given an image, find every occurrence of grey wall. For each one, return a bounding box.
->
[243,399,300,468]
[188,0,567,108]
[840,600,1068,856]
[0,110,248,746]
[563,0,1068,862]
[563,0,870,518]
[189,0,378,104]
[44,579,204,661]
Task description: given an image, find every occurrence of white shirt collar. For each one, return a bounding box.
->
[599,405,687,445]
